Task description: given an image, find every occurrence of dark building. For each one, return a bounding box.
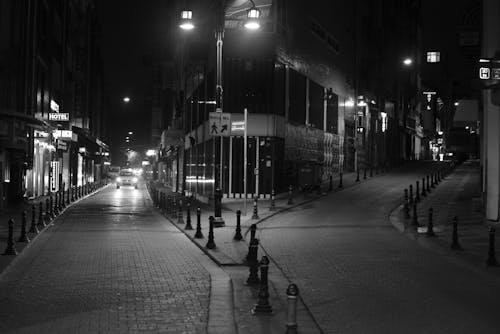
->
[148,0,421,202]
[0,0,108,212]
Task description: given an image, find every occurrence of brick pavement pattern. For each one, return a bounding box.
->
[256,162,500,333]
[0,185,211,333]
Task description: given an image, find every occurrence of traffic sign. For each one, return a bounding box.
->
[209,112,231,136]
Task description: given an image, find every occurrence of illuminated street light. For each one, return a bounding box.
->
[128,131,133,135]
[454,102,460,106]
[244,4,261,30]
[179,10,194,30]
[123,97,130,103]
[146,149,156,157]
[403,58,413,66]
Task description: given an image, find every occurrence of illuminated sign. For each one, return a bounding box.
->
[49,113,69,121]
[57,140,68,151]
[34,130,49,138]
[50,100,59,112]
[479,67,491,80]
[52,130,73,139]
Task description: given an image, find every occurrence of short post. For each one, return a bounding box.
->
[421,177,427,197]
[270,189,276,211]
[412,203,419,227]
[329,175,333,190]
[252,196,260,219]
[45,199,51,223]
[246,238,260,286]
[409,185,414,204]
[426,175,431,192]
[415,181,420,202]
[451,216,461,250]
[426,208,435,237]
[487,226,498,266]
[18,211,30,243]
[29,205,39,234]
[252,256,273,314]
[177,199,185,225]
[67,187,70,204]
[287,185,294,205]
[437,170,441,182]
[234,210,243,240]
[285,284,299,334]
[53,193,59,215]
[2,219,17,255]
[49,195,54,218]
[363,168,367,180]
[338,172,343,189]
[356,168,360,182]
[194,208,204,239]
[404,188,408,203]
[172,197,177,218]
[185,202,193,230]
[38,202,45,228]
[205,216,216,249]
[246,224,258,262]
[431,173,436,188]
[403,200,410,219]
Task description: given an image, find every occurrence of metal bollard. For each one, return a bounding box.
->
[53,193,59,215]
[252,256,273,314]
[329,175,333,191]
[487,226,498,266]
[18,211,30,243]
[404,188,408,203]
[338,172,343,189]
[426,175,431,192]
[252,197,259,219]
[246,238,260,285]
[185,202,193,230]
[409,185,414,204]
[205,216,216,249]
[2,219,17,255]
[38,202,45,228]
[49,195,54,218]
[426,208,435,237]
[285,284,299,334]
[45,199,51,223]
[172,198,178,219]
[412,203,419,227]
[431,173,436,188]
[30,205,39,234]
[177,200,185,225]
[363,168,367,180]
[234,210,243,240]
[270,190,276,211]
[403,200,410,219]
[422,177,427,197]
[356,169,360,182]
[451,216,461,250]
[194,208,204,239]
[287,185,294,205]
[246,224,257,262]
[415,181,420,202]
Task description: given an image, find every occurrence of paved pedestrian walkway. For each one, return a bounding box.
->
[390,160,496,269]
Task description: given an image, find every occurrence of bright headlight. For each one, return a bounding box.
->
[133,177,138,183]
[116,177,122,182]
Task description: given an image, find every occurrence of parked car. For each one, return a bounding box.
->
[116,169,139,189]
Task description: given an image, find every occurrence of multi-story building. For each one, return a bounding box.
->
[0,0,108,211]
[149,0,421,202]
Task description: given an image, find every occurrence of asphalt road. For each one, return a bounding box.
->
[257,167,500,334]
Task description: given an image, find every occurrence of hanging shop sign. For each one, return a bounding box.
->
[52,130,73,139]
[49,113,70,121]
[57,140,68,151]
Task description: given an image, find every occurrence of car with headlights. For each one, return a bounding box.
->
[116,169,139,189]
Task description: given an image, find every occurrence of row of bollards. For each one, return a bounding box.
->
[2,180,108,256]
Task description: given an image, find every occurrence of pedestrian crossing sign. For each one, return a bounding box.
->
[209,112,231,136]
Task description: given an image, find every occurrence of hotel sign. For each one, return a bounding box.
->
[49,113,70,121]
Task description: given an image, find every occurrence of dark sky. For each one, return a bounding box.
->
[98,1,171,165]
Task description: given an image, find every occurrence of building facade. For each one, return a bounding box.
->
[0,0,108,211]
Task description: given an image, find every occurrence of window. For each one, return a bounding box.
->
[427,51,440,63]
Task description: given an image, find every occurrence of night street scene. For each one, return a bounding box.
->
[1,0,500,333]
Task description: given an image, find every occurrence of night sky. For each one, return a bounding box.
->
[99,0,171,165]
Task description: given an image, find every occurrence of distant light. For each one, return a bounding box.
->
[454,102,459,106]
[344,99,355,107]
[123,97,130,103]
[128,131,133,135]
[465,126,469,130]
[146,149,156,157]
[371,100,376,105]
[438,131,443,135]
[358,101,367,107]
[479,59,490,63]
[104,162,111,166]
[403,58,413,66]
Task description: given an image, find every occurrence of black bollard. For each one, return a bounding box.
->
[250,224,257,242]
[486,226,498,266]
[194,208,204,239]
[252,197,260,219]
[252,256,273,314]
[285,284,300,334]
[49,195,54,218]
[205,216,216,249]
[38,202,45,228]
[412,203,419,226]
[270,190,276,211]
[403,200,410,219]
[67,188,70,204]
[2,219,17,255]
[246,238,260,286]
[185,202,193,230]
[234,210,243,240]
[329,175,333,191]
[18,211,30,243]
[45,199,51,223]
[415,181,420,202]
[287,185,294,205]
[338,172,343,189]
[431,173,436,188]
[422,177,427,197]
[451,216,461,250]
[426,208,435,237]
[404,188,408,203]
[426,175,431,192]
[363,168,367,180]
[356,169,360,182]
[409,185,414,204]
[53,193,59,215]
[177,200,185,225]
[29,205,39,234]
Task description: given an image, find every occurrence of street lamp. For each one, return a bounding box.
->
[123,97,130,103]
[403,58,413,66]
[179,10,194,30]
[244,4,261,30]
